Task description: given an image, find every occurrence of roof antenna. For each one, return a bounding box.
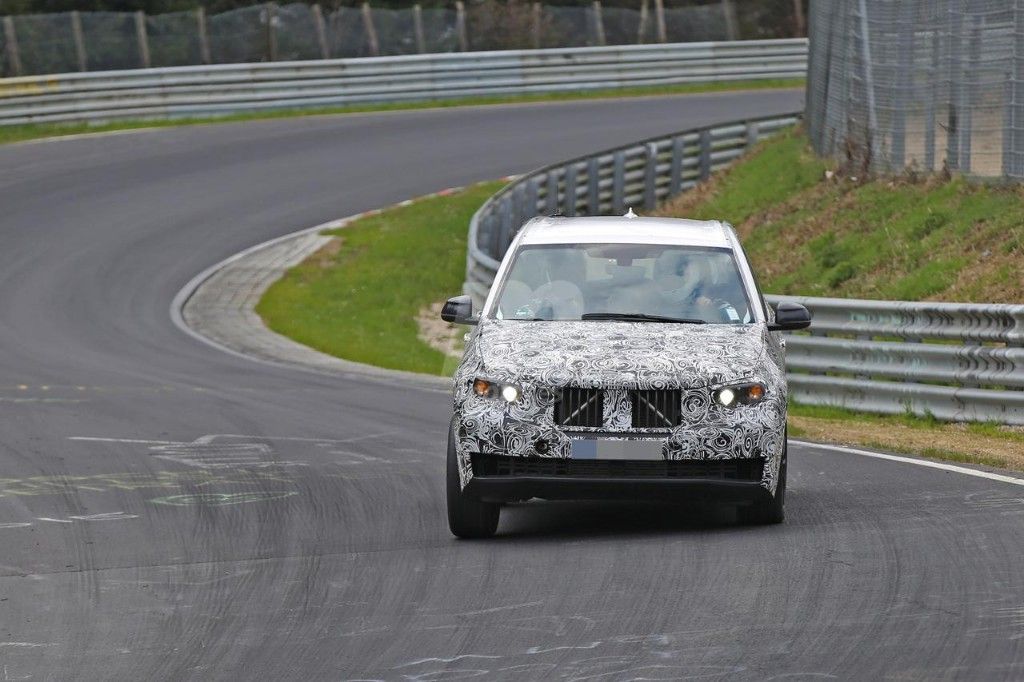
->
[623,207,638,219]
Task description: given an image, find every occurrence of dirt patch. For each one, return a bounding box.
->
[416,301,463,359]
[790,415,1024,471]
[306,236,344,269]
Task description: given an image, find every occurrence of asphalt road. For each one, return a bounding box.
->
[1,90,1023,681]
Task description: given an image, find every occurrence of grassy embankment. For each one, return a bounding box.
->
[259,127,1024,470]
[0,79,801,146]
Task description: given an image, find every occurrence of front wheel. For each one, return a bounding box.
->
[739,438,787,525]
[446,424,500,538]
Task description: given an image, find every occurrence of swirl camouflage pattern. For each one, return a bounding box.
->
[451,319,788,494]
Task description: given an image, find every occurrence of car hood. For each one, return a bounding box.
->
[475,319,767,389]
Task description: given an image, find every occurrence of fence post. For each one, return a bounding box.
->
[961,14,982,174]
[412,4,426,54]
[312,4,330,59]
[890,2,913,169]
[196,7,212,64]
[361,3,379,57]
[946,4,963,172]
[531,3,542,49]
[1013,0,1024,178]
[134,11,151,69]
[455,1,468,51]
[591,1,606,47]
[698,130,712,180]
[924,25,939,171]
[1007,73,1015,178]
[2,17,21,77]
[669,137,684,196]
[265,3,278,62]
[643,143,658,209]
[792,0,805,37]
[71,11,87,72]
[612,151,625,213]
[856,0,879,169]
[564,164,578,216]
[653,0,667,43]
[637,0,648,44]
[722,0,738,40]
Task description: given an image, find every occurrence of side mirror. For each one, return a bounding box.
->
[441,295,477,325]
[768,302,811,331]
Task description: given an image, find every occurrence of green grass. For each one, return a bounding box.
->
[0,78,803,147]
[659,126,1024,303]
[257,180,504,376]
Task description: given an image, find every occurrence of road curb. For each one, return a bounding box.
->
[169,183,507,391]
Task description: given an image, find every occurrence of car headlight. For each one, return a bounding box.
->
[472,377,522,403]
[713,381,767,408]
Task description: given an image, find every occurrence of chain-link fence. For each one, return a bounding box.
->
[806,0,1024,179]
[0,1,805,78]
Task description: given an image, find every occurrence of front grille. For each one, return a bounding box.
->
[554,387,603,428]
[471,454,763,481]
[631,389,681,428]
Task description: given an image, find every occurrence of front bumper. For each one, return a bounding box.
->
[464,452,771,503]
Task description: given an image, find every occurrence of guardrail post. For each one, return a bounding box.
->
[637,0,649,44]
[71,11,87,72]
[361,3,379,57]
[745,121,759,151]
[265,3,278,62]
[545,171,559,214]
[669,137,684,196]
[499,198,513,255]
[134,11,151,69]
[653,0,667,43]
[722,0,739,40]
[2,17,21,77]
[564,164,578,217]
[591,1,606,47]
[487,214,501,260]
[455,1,468,51]
[412,4,426,54]
[525,179,540,219]
[698,130,712,181]
[196,7,211,65]
[587,158,601,215]
[643,143,658,209]
[612,151,626,213]
[312,4,330,59]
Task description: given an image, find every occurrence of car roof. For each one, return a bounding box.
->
[517,215,732,249]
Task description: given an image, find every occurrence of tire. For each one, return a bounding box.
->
[740,437,787,525]
[446,424,500,539]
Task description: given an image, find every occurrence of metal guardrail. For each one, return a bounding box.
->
[768,296,1024,425]
[0,39,807,125]
[462,112,1024,425]
[463,112,799,303]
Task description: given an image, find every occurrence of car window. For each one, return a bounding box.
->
[491,243,753,324]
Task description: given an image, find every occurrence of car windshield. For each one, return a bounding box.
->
[490,243,754,324]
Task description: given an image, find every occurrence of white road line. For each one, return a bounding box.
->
[69,437,175,444]
[792,439,1024,487]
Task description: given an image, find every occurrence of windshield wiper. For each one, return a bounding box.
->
[580,312,707,324]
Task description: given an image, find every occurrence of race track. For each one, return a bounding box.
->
[1,90,1023,681]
